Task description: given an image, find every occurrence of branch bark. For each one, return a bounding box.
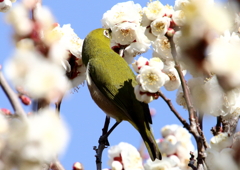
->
[0,70,27,121]
[167,36,207,169]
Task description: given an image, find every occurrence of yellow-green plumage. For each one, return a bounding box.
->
[82,28,162,161]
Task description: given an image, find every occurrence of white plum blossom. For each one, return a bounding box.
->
[152,35,173,61]
[206,31,240,88]
[172,10,186,26]
[162,4,175,17]
[101,1,142,29]
[134,85,154,103]
[132,56,149,73]
[49,24,86,87]
[187,76,223,115]
[111,22,138,45]
[179,0,232,49]
[150,17,171,36]
[6,4,33,36]
[149,57,164,70]
[206,148,238,170]
[176,87,187,109]
[174,0,190,10]
[51,24,84,58]
[5,48,47,86]
[5,48,70,101]
[108,142,144,170]
[3,109,69,169]
[144,156,181,170]
[210,133,233,152]
[0,0,12,12]
[159,124,194,170]
[24,61,70,100]
[220,88,240,119]
[136,65,169,93]
[33,5,55,31]
[205,133,237,170]
[0,114,9,154]
[163,65,181,91]
[142,1,164,24]
[158,135,178,155]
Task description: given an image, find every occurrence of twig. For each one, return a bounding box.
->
[55,95,64,114]
[37,98,50,110]
[94,116,120,170]
[211,116,222,136]
[94,116,110,170]
[188,152,197,170]
[168,37,196,121]
[157,91,189,129]
[167,36,207,169]
[198,112,203,130]
[0,70,27,121]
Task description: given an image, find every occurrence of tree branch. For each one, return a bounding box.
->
[167,36,207,169]
[157,91,189,129]
[94,116,110,170]
[0,69,27,121]
[168,37,196,121]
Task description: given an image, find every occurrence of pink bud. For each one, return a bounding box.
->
[166,28,175,37]
[150,108,156,117]
[52,23,59,28]
[19,95,31,105]
[0,108,11,115]
[72,162,84,170]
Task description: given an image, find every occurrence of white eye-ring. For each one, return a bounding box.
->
[103,30,110,38]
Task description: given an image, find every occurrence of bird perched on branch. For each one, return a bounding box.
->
[82,28,162,161]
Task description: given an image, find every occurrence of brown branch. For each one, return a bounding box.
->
[167,36,206,169]
[168,37,196,121]
[188,152,197,170]
[55,95,64,114]
[0,70,27,121]
[222,116,239,136]
[157,91,189,129]
[94,116,110,170]
[211,116,222,136]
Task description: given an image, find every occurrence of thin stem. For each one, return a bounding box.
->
[95,118,120,170]
[0,70,27,121]
[95,116,110,170]
[168,37,196,121]
[55,95,63,114]
[157,91,189,128]
[167,36,206,168]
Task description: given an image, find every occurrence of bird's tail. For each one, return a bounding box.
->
[140,126,162,161]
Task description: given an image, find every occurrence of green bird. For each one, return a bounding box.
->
[82,28,162,161]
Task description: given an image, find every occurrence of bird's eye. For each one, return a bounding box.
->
[103,30,110,38]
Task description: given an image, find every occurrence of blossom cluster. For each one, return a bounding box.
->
[205,133,238,170]
[103,125,194,170]
[0,108,69,170]
[101,0,187,103]
[4,0,85,102]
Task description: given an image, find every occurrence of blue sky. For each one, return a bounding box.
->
[0,0,217,169]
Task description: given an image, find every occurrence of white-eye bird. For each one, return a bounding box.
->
[82,28,162,161]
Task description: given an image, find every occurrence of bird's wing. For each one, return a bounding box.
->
[87,56,152,127]
[86,58,133,121]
